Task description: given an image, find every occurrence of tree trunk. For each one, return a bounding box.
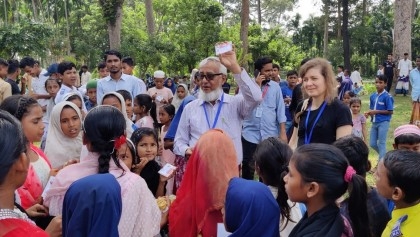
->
[240,0,250,69]
[31,0,38,20]
[145,0,155,36]
[3,0,7,24]
[342,0,351,70]
[322,3,329,58]
[362,0,367,25]
[108,6,123,50]
[64,0,72,55]
[337,0,342,38]
[393,0,412,61]
[257,0,261,25]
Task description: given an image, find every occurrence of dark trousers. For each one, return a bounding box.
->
[241,136,258,180]
[385,73,393,93]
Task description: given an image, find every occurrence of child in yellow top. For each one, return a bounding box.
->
[375,150,420,237]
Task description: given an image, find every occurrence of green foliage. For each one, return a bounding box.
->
[98,0,124,25]
[0,21,52,58]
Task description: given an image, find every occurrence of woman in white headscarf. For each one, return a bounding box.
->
[100,91,135,138]
[171,83,190,112]
[45,101,83,168]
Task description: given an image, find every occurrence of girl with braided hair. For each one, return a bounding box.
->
[0,95,52,209]
[43,105,161,237]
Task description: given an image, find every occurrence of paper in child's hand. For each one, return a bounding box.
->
[158,163,177,177]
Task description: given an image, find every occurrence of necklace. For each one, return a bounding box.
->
[0,208,33,223]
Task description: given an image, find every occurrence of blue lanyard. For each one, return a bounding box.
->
[202,93,224,129]
[304,101,327,144]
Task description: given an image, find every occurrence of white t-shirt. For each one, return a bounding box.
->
[81,71,92,86]
[350,70,362,85]
[147,87,173,122]
[32,69,49,107]
[398,59,413,77]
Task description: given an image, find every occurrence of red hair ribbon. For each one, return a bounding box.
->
[344,166,356,183]
[114,135,126,150]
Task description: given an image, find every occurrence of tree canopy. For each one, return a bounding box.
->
[0,0,417,78]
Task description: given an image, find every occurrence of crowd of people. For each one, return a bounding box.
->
[0,47,419,237]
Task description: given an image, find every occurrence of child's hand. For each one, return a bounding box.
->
[133,158,149,175]
[49,168,60,177]
[26,204,49,218]
[159,168,176,183]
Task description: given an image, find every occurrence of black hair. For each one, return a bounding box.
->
[0,95,39,121]
[66,94,83,104]
[97,62,106,70]
[83,106,126,174]
[19,57,36,69]
[376,74,388,83]
[103,93,121,105]
[286,70,298,78]
[338,65,344,70]
[344,91,355,98]
[0,110,27,184]
[81,65,88,70]
[126,139,138,165]
[394,133,420,146]
[122,57,134,67]
[300,58,312,66]
[130,127,159,161]
[254,57,273,71]
[134,94,153,113]
[349,97,361,107]
[149,102,158,129]
[44,78,62,90]
[116,90,132,102]
[7,59,19,74]
[160,104,175,118]
[333,135,370,176]
[104,50,122,61]
[273,63,280,70]
[58,61,76,75]
[0,58,8,67]
[254,137,293,228]
[416,55,420,60]
[383,150,420,203]
[293,144,370,237]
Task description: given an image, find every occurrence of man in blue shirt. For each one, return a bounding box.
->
[241,57,287,180]
[281,70,298,139]
[409,56,420,103]
[97,50,144,103]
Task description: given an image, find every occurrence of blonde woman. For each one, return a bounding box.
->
[290,58,352,148]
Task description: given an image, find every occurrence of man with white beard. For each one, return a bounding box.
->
[173,50,262,164]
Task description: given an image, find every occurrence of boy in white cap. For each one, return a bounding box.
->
[147,70,173,122]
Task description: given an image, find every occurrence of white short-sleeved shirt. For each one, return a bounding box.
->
[398,59,413,77]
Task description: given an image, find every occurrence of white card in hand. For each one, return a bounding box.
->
[217,223,231,237]
[215,42,233,55]
[158,163,177,177]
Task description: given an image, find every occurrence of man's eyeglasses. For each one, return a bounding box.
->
[197,73,223,81]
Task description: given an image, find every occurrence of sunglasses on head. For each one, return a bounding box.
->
[197,72,223,81]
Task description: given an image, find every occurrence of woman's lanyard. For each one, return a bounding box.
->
[202,93,224,129]
[304,101,327,144]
